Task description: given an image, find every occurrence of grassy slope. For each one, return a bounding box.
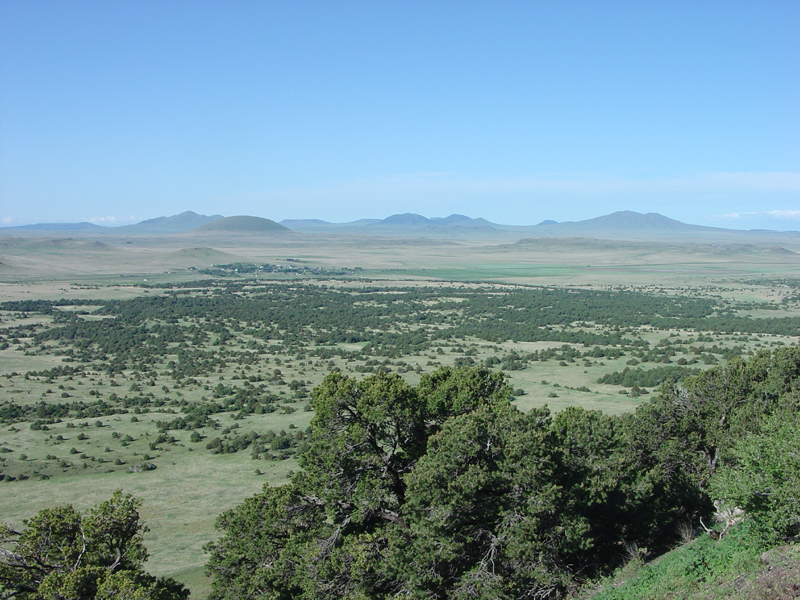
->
[584,522,800,600]
[0,431,297,598]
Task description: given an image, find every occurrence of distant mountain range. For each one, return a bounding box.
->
[120,210,224,233]
[1,210,797,240]
[279,210,782,239]
[0,211,224,234]
[2,221,105,232]
[191,216,287,233]
[281,213,496,233]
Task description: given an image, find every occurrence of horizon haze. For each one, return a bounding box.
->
[3,209,800,236]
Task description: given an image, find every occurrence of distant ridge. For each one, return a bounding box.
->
[122,211,224,233]
[368,213,495,230]
[4,210,795,242]
[529,211,714,235]
[281,218,330,226]
[278,210,795,241]
[379,213,432,226]
[0,222,103,232]
[0,212,223,234]
[189,216,289,234]
[281,213,496,234]
[576,211,699,230]
[431,214,473,225]
[277,211,742,239]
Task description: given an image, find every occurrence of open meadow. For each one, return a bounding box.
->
[2,230,800,597]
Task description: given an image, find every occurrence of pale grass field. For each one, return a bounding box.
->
[2,230,799,287]
[0,449,289,598]
[0,408,306,598]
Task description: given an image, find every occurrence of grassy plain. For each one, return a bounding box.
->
[1,229,799,598]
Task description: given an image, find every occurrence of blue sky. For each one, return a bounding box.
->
[1,1,798,229]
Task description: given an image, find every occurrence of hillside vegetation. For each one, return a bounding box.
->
[0,270,798,598]
[204,348,800,599]
[584,521,799,600]
[2,347,798,599]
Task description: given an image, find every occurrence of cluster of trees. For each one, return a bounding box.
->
[0,491,188,600]
[0,397,129,426]
[597,365,700,387]
[205,426,309,460]
[3,348,799,598]
[205,348,800,600]
[6,284,797,373]
[198,262,360,277]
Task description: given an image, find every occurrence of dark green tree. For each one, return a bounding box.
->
[392,403,568,599]
[206,368,655,599]
[0,491,188,600]
[625,346,800,548]
[206,367,514,599]
[207,350,800,600]
[710,393,800,541]
[203,484,325,600]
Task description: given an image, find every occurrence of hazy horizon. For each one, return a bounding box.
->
[4,208,800,234]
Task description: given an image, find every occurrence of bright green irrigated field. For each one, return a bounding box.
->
[1,231,799,598]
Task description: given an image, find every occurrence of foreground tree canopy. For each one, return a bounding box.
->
[4,348,796,600]
[207,350,800,600]
[0,491,189,600]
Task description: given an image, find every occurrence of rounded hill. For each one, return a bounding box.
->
[190,216,289,234]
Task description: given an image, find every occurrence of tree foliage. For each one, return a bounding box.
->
[710,407,800,541]
[207,349,800,598]
[627,347,800,544]
[0,491,189,600]
[206,367,690,599]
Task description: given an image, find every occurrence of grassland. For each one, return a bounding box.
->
[1,230,799,598]
[581,520,800,600]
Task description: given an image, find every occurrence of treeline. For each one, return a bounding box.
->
[198,262,361,277]
[0,398,128,425]
[486,344,631,371]
[206,348,800,600]
[598,365,701,387]
[6,284,799,371]
[205,426,309,460]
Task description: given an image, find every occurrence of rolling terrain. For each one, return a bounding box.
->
[1,211,798,286]
[1,209,799,598]
[5,209,800,243]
